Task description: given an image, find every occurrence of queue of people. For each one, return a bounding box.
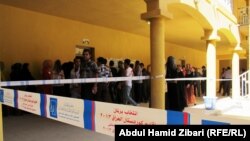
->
[1,54,237,114]
[165,56,207,111]
[1,49,151,108]
[217,67,232,96]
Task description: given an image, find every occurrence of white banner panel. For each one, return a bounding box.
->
[17,91,41,115]
[1,88,15,107]
[46,95,84,128]
[95,102,166,136]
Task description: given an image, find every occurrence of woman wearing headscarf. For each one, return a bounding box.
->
[42,59,53,94]
[165,56,186,111]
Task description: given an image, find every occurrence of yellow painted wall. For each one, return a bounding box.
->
[217,58,247,92]
[0,4,207,80]
[165,42,206,69]
[0,4,150,79]
[219,59,247,73]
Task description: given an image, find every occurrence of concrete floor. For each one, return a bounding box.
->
[3,114,114,141]
[3,96,234,141]
[2,102,151,141]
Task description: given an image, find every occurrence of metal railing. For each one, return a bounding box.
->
[239,70,249,96]
[238,7,249,25]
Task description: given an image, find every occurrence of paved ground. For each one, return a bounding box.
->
[3,96,232,141]
[3,113,114,141]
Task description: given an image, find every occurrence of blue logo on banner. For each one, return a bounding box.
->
[202,119,230,125]
[49,98,58,118]
[40,94,47,117]
[0,89,4,103]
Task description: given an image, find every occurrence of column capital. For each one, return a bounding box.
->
[141,0,173,21]
[232,47,245,54]
[201,30,220,41]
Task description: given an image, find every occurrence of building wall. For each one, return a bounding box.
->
[0,4,206,80]
[219,59,247,73]
[165,42,206,69]
[0,4,150,79]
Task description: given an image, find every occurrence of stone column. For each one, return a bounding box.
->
[141,0,172,109]
[202,30,220,98]
[232,49,241,99]
[206,40,217,98]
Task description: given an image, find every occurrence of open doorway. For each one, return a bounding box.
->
[75,45,95,61]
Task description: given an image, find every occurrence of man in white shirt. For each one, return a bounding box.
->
[122,59,138,106]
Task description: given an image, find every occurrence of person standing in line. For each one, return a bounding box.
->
[109,60,118,103]
[52,59,65,96]
[96,57,112,102]
[201,66,206,96]
[70,57,81,98]
[223,67,232,96]
[194,67,201,97]
[122,59,138,106]
[42,60,53,94]
[116,61,125,103]
[217,68,226,95]
[62,61,74,97]
[176,64,187,110]
[21,63,36,92]
[185,65,196,106]
[133,60,143,103]
[80,49,98,100]
[165,56,185,111]
[141,63,150,103]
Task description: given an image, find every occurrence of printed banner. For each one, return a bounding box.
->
[83,100,95,131]
[95,101,166,136]
[0,89,3,103]
[167,110,190,125]
[1,88,250,138]
[17,91,41,115]
[202,119,230,125]
[46,95,84,128]
[1,88,15,107]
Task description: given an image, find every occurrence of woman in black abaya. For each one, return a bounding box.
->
[165,56,186,111]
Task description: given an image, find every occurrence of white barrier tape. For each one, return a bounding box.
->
[165,77,232,81]
[0,76,150,87]
[0,76,235,87]
[165,77,206,81]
